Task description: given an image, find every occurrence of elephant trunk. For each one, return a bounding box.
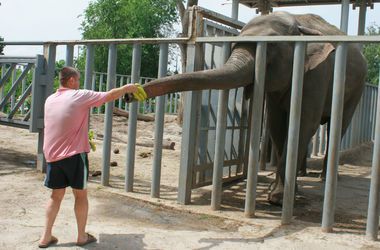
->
[143,45,256,99]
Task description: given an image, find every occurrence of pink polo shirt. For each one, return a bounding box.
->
[43,87,109,162]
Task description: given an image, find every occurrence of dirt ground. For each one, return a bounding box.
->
[1,114,380,249]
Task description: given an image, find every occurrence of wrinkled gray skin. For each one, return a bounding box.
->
[127,12,367,205]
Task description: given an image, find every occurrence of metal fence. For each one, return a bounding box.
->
[2,5,380,241]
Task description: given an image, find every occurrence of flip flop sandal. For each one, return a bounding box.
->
[76,233,97,247]
[38,236,58,248]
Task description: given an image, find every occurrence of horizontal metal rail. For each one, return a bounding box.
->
[0,37,189,46]
[2,35,380,47]
[196,35,380,43]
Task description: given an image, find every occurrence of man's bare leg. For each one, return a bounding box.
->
[72,188,89,243]
[39,188,66,245]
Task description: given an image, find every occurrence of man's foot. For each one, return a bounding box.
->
[38,236,58,248]
[76,233,97,246]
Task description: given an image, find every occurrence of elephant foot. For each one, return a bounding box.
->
[268,180,283,206]
[298,168,307,177]
[319,171,341,182]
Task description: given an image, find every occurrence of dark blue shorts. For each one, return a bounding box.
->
[44,153,89,190]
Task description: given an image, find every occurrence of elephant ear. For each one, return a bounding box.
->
[297,25,335,71]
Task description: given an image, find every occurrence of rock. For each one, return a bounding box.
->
[139,152,151,158]
[91,170,101,177]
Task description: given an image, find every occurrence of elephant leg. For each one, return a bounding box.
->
[298,153,308,177]
[321,88,364,179]
[265,97,288,205]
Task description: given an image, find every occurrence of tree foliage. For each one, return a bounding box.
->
[78,0,179,78]
[363,24,380,85]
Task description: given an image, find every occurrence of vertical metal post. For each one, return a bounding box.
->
[340,0,350,34]
[211,42,230,210]
[125,43,141,192]
[98,74,104,114]
[244,42,267,217]
[118,76,124,109]
[84,45,94,90]
[319,124,326,155]
[0,64,5,112]
[366,69,380,240]
[90,73,96,114]
[101,44,117,186]
[231,0,239,20]
[151,43,168,198]
[65,45,74,66]
[21,66,26,115]
[11,67,16,110]
[312,127,320,156]
[281,42,306,224]
[321,42,348,232]
[35,45,56,172]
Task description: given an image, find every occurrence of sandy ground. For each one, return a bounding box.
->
[1,114,380,249]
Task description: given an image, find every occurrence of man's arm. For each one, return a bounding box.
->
[104,84,138,103]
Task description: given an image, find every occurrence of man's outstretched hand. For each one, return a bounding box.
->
[124,83,147,102]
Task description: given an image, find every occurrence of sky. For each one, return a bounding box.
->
[0,0,379,60]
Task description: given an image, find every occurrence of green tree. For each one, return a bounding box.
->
[363,24,380,85]
[78,0,179,78]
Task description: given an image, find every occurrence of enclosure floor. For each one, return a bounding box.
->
[1,117,379,249]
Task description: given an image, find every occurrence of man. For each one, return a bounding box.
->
[38,66,146,248]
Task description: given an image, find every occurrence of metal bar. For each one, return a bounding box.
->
[1,64,5,112]
[101,44,117,186]
[281,42,306,224]
[125,43,142,192]
[90,73,96,114]
[319,124,326,155]
[196,35,380,43]
[312,127,320,156]
[244,42,267,218]
[65,45,74,66]
[84,45,94,90]
[0,64,16,89]
[11,67,16,110]
[21,66,27,115]
[98,74,104,114]
[231,0,239,20]
[366,68,380,240]
[151,43,169,198]
[0,59,36,64]
[211,42,230,210]
[118,76,124,109]
[321,42,348,232]
[0,63,32,110]
[340,0,350,33]
[8,84,32,119]
[3,36,380,47]
[0,38,189,46]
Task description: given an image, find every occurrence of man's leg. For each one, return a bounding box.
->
[72,188,89,243]
[39,188,66,245]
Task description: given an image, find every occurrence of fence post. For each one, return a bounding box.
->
[65,45,74,67]
[125,43,142,192]
[366,69,380,240]
[244,41,267,218]
[151,43,169,198]
[101,44,117,186]
[211,42,230,210]
[321,42,348,232]
[281,41,306,224]
[84,45,94,90]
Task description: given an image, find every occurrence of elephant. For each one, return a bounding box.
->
[126,11,367,205]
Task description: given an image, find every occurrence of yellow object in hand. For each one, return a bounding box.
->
[132,83,147,101]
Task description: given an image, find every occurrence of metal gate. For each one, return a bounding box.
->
[178,7,250,203]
